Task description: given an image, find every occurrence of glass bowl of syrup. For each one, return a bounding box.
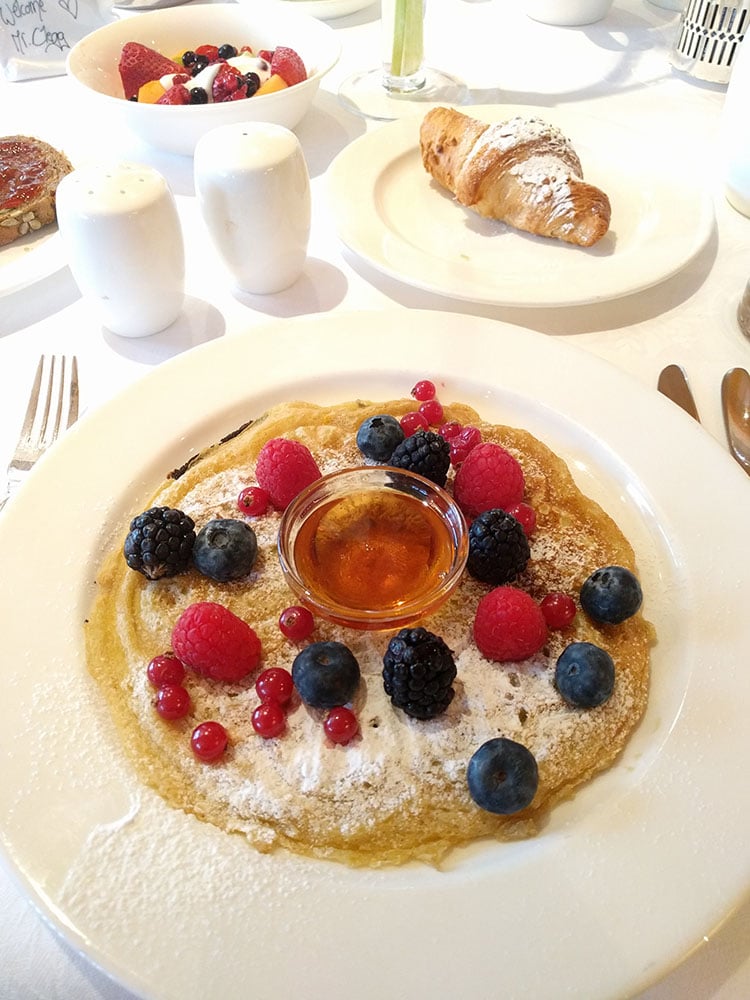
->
[277,466,469,631]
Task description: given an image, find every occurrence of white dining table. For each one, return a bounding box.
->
[1,0,749,996]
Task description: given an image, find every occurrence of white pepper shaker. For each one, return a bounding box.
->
[194,122,311,295]
[55,162,185,338]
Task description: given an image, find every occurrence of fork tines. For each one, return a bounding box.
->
[15,355,79,466]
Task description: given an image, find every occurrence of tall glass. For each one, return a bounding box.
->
[338,0,466,121]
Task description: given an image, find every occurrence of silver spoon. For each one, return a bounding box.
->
[721,367,750,477]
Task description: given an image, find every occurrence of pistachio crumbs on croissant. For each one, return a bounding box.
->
[419,106,611,247]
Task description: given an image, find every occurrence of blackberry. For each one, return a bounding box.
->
[382,627,457,720]
[388,430,450,487]
[467,508,530,585]
[356,414,404,462]
[123,506,195,580]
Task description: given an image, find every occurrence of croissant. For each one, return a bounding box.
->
[419,106,611,247]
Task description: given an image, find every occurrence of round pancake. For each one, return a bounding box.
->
[85,398,655,867]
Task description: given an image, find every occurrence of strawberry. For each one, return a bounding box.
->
[118,41,181,101]
[270,46,307,86]
[156,83,191,105]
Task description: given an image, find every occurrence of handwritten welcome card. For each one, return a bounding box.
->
[1,0,115,80]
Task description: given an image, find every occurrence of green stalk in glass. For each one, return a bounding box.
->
[389,0,424,86]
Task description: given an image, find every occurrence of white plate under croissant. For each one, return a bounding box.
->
[327,103,715,308]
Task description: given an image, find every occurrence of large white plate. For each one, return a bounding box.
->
[327,105,715,306]
[1,310,749,1000]
[272,0,375,18]
[0,226,66,297]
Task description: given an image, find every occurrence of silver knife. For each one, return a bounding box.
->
[658,364,701,422]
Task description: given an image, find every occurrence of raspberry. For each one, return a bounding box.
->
[156,83,191,105]
[389,429,451,487]
[255,438,321,509]
[270,46,307,86]
[453,442,524,517]
[449,426,482,466]
[212,63,243,102]
[171,602,262,682]
[473,586,547,663]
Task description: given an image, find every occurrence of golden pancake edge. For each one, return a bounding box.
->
[85,398,655,868]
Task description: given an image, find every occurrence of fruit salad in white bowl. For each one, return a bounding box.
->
[66,1,340,156]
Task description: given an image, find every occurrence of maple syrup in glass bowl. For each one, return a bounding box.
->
[277,467,468,631]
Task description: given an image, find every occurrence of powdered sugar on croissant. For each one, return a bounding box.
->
[420,107,611,247]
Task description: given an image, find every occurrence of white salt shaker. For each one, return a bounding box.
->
[55,163,185,338]
[193,122,311,295]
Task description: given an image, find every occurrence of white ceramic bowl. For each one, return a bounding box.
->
[66,1,340,157]
[522,0,615,25]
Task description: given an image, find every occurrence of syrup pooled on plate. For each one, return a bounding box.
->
[293,487,454,611]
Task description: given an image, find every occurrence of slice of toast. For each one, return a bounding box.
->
[0,136,73,248]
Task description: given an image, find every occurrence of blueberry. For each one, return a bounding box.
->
[191,54,210,76]
[243,71,261,97]
[193,518,257,582]
[356,414,405,462]
[218,43,238,59]
[580,565,642,624]
[292,641,360,709]
[555,641,615,708]
[181,50,197,67]
[466,737,538,815]
[189,87,208,105]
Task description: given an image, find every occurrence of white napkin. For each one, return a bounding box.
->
[0,0,116,81]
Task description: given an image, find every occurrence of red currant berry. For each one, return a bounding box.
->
[256,667,294,705]
[324,706,359,745]
[438,421,462,440]
[147,654,185,688]
[411,379,436,401]
[252,700,286,738]
[419,399,444,425]
[541,592,577,629]
[507,502,537,536]
[191,721,228,761]
[237,485,270,516]
[278,604,315,641]
[155,683,191,720]
[400,411,429,436]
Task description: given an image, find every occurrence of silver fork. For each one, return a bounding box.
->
[0,355,80,511]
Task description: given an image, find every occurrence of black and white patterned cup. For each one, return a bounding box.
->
[670,0,749,82]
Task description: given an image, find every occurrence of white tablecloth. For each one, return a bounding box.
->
[1,1,749,996]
